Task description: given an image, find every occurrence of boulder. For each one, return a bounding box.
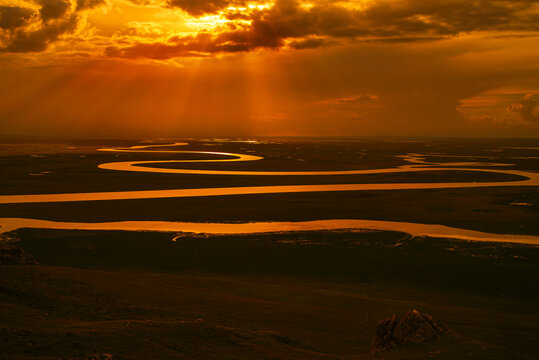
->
[0,245,37,265]
[371,310,453,352]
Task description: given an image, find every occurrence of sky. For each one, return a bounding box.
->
[0,0,538,138]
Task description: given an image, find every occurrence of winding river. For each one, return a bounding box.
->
[1,142,538,244]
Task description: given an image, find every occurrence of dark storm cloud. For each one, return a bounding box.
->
[108,0,539,59]
[38,0,70,21]
[253,0,539,40]
[4,14,78,52]
[0,6,34,30]
[508,94,539,123]
[0,0,106,53]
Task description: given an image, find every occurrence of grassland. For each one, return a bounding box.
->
[1,138,538,359]
[1,229,538,359]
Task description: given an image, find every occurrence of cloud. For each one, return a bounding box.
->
[337,95,379,105]
[76,0,107,11]
[38,0,70,21]
[107,0,539,60]
[316,94,380,106]
[106,33,219,59]
[288,37,329,49]
[165,0,243,16]
[0,0,106,53]
[1,29,538,138]
[466,114,523,126]
[5,0,538,57]
[4,14,78,52]
[0,6,34,30]
[459,90,539,127]
[122,21,165,38]
[507,94,539,123]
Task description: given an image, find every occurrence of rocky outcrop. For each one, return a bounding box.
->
[371,310,453,352]
[0,245,37,265]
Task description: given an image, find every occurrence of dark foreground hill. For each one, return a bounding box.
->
[1,229,538,359]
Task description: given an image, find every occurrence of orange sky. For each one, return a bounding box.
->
[1,0,538,137]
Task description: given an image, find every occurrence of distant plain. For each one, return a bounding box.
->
[0,138,538,359]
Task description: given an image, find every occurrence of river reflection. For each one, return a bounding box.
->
[1,142,538,244]
[1,218,538,245]
[1,144,538,204]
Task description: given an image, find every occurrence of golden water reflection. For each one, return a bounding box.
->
[2,143,538,245]
[1,143,538,204]
[1,218,538,245]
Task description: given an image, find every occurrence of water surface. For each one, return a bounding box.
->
[1,218,538,245]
